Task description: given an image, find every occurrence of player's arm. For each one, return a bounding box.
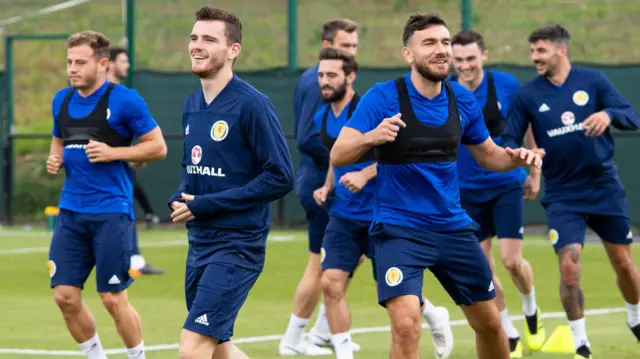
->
[313,166,335,206]
[185,101,295,218]
[295,82,329,163]
[46,94,65,175]
[584,71,640,135]
[331,88,404,167]
[339,162,377,193]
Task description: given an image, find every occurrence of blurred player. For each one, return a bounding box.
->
[450,30,545,357]
[330,13,543,359]
[281,19,360,355]
[47,31,167,359]
[107,46,165,277]
[313,47,454,359]
[169,6,294,359]
[502,24,640,359]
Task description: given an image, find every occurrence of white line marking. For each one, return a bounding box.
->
[0,0,94,27]
[0,307,626,356]
[0,236,296,255]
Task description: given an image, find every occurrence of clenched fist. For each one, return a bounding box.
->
[46,155,63,175]
[367,113,406,145]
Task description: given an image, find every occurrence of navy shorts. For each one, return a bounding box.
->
[545,198,633,253]
[183,261,261,342]
[298,190,331,255]
[321,215,374,277]
[370,223,495,307]
[460,184,524,242]
[48,209,134,293]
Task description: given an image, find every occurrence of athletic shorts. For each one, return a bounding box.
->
[297,174,332,254]
[183,261,261,342]
[370,222,495,307]
[460,184,524,242]
[48,209,134,293]
[321,215,374,278]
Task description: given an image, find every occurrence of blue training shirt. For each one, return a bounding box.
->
[502,66,640,212]
[314,100,376,222]
[52,81,158,219]
[169,75,294,270]
[345,73,490,232]
[453,70,527,190]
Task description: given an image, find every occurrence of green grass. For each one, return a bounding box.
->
[0,228,638,358]
[1,0,640,138]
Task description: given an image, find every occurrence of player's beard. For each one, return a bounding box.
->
[415,58,450,82]
[192,53,225,79]
[71,71,98,90]
[321,81,348,102]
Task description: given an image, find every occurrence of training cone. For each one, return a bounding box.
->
[540,325,575,353]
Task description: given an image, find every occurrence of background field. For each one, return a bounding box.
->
[0,227,638,358]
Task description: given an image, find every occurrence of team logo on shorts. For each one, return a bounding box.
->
[385,267,403,287]
[548,229,559,245]
[561,111,575,126]
[191,145,203,165]
[46,260,56,278]
[497,101,502,111]
[320,248,326,263]
[211,121,229,142]
[573,90,589,106]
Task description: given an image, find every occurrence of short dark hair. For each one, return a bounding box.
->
[109,46,127,62]
[402,13,447,46]
[195,6,243,45]
[528,24,570,46]
[452,30,485,51]
[318,47,358,75]
[67,31,110,59]
[322,19,358,42]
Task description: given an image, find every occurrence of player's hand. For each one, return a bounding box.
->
[170,201,185,211]
[46,155,63,175]
[505,147,543,169]
[313,186,331,206]
[367,113,406,145]
[339,171,368,193]
[582,111,611,137]
[523,169,541,200]
[181,193,195,202]
[85,140,116,163]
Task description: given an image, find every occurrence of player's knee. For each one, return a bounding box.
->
[468,309,502,335]
[390,314,421,343]
[559,259,581,286]
[53,287,82,313]
[100,292,128,316]
[610,250,636,276]
[320,271,346,299]
[501,255,521,274]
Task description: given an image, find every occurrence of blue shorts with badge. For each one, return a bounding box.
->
[544,193,633,253]
[370,223,495,307]
[321,215,374,278]
[183,261,261,342]
[48,209,134,293]
[460,183,524,242]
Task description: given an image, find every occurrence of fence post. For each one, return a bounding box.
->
[287,0,298,72]
[461,0,472,30]
[125,0,136,88]
[3,36,14,225]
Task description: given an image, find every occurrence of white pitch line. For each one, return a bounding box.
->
[0,307,627,356]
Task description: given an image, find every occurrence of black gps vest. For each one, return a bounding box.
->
[57,83,133,147]
[320,94,376,163]
[482,71,506,138]
[374,77,461,164]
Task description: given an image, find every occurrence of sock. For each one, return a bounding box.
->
[78,333,108,359]
[311,304,330,338]
[130,255,146,270]
[281,314,309,346]
[500,309,520,339]
[625,301,640,327]
[569,318,590,350]
[330,332,354,359]
[520,286,537,317]
[421,297,440,329]
[127,341,145,359]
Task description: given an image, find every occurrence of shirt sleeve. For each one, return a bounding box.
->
[167,100,191,208]
[344,86,386,134]
[501,90,531,149]
[294,79,329,163]
[314,107,325,133]
[595,71,640,131]
[500,75,521,118]
[51,91,66,138]
[121,90,159,137]
[187,99,295,217]
[460,94,490,145]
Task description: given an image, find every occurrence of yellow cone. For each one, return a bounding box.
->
[541,325,575,353]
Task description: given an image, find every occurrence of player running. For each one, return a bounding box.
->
[47,30,167,359]
[450,30,545,357]
[330,13,543,359]
[169,6,294,359]
[502,24,640,359]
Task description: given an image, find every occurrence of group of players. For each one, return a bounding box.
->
[43,5,640,359]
